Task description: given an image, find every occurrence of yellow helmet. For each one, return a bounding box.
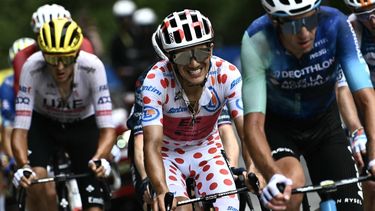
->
[38,18,83,54]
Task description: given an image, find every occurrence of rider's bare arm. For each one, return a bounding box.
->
[11,128,29,167]
[143,125,169,194]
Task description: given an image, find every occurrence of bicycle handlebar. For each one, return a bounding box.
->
[276,173,375,195]
[31,172,91,185]
[291,174,374,194]
[176,186,248,207]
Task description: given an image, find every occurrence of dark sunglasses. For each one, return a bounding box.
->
[278,12,318,35]
[172,47,211,66]
[44,53,77,66]
[355,7,375,22]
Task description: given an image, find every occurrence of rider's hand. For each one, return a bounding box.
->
[153,192,176,211]
[139,177,153,204]
[350,128,367,168]
[12,165,36,188]
[261,174,293,210]
[88,158,111,178]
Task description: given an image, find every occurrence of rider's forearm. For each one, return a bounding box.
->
[143,126,168,195]
[2,126,14,157]
[134,134,148,179]
[93,127,116,160]
[244,113,280,181]
[336,85,362,133]
[219,124,239,167]
[354,88,375,161]
[11,128,29,167]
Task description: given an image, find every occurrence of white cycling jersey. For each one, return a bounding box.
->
[141,56,243,142]
[142,56,243,209]
[14,51,113,129]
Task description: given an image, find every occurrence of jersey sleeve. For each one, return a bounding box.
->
[88,56,114,128]
[217,104,232,126]
[13,60,35,130]
[223,61,243,120]
[141,66,166,127]
[336,14,372,91]
[241,32,267,115]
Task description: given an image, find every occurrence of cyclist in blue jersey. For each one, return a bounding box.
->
[341,1,375,210]
[241,0,375,210]
[127,68,243,209]
[1,38,36,162]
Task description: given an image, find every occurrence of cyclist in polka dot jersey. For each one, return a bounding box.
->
[142,9,253,211]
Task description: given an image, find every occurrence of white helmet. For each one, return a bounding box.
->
[133,8,157,26]
[8,37,36,63]
[261,0,321,17]
[113,0,136,17]
[344,0,375,9]
[155,9,214,53]
[31,4,71,33]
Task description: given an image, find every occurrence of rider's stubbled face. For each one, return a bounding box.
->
[278,10,318,59]
[174,44,212,86]
[47,62,74,84]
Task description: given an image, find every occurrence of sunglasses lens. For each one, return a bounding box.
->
[44,54,76,66]
[173,51,192,65]
[194,48,211,62]
[280,13,318,35]
[173,48,211,65]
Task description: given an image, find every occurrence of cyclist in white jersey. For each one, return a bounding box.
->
[142,9,254,211]
[11,18,116,211]
[341,1,375,210]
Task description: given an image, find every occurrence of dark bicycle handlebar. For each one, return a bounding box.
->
[176,186,249,207]
[31,172,91,185]
[292,174,374,194]
[276,173,375,195]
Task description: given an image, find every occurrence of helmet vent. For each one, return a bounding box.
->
[265,0,275,7]
[49,21,56,48]
[290,5,311,14]
[170,18,177,27]
[183,24,192,41]
[173,30,182,43]
[280,0,290,5]
[203,19,210,35]
[69,29,79,46]
[179,13,187,20]
[191,14,198,22]
[162,24,171,44]
[194,24,202,38]
[60,22,71,47]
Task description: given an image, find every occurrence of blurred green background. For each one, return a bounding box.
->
[0,0,349,69]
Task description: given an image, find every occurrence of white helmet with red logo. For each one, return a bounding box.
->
[155,9,214,53]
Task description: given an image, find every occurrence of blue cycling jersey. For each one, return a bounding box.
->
[0,74,15,127]
[241,6,372,119]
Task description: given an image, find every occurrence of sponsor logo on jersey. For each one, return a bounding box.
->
[80,65,96,73]
[98,85,108,91]
[19,86,31,93]
[230,77,241,89]
[15,96,30,105]
[203,87,221,112]
[97,96,111,104]
[168,106,188,113]
[43,98,84,110]
[141,85,162,95]
[142,105,160,122]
